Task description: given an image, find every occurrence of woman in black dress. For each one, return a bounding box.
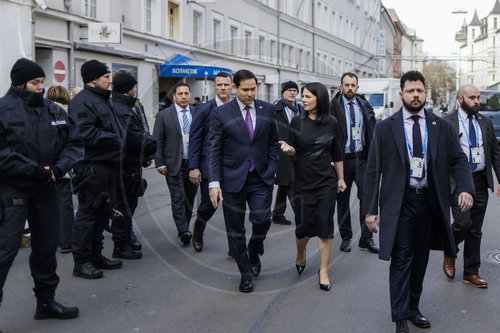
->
[279,82,346,291]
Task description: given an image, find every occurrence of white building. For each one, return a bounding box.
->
[1,0,382,123]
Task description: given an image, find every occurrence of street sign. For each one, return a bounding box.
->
[54,61,66,82]
[88,23,122,44]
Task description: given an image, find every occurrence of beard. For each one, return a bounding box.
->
[461,101,480,115]
[402,98,425,113]
[343,91,355,100]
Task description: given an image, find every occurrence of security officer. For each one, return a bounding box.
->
[70,60,126,279]
[0,58,82,320]
[110,71,156,259]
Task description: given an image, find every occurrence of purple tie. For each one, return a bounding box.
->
[244,105,255,172]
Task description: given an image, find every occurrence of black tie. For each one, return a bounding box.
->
[468,114,477,171]
[411,115,425,178]
[349,102,356,153]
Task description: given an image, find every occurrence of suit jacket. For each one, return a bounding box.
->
[363,108,474,260]
[330,92,376,158]
[208,98,280,193]
[188,98,217,178]
[153,104,197,176]
[274,99,303,185]
[444,110,500,191]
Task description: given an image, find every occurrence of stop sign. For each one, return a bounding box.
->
[54,61,66,82]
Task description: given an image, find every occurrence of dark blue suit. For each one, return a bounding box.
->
[208,98,279,274]
[189,98,218,237]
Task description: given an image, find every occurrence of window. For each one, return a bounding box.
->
[288,45,293,66]
[306,51,311,70]
[323,54,328,74]
[472,28,475,39]
[298,49,303,68]
[85,0,96,19]
[495,17,498,29]
[493,55,496,68]
[144,0,152,32]
[230,26,238,55]
[193,12,201,45]
[281,43,287,66]
[168,2,180,40]
[494,36,496,48]
[270,40,275,62]
[245,31,252,57]
[259,36,265,60]
[213,19,221,50]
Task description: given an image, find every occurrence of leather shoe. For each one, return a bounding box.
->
[395,320,409,333]
[129,232,142,251]
[358,238,379,254]
[92,255,123,269]
[73,262,103,279]
[192,229,203,252]
[409,308,430,328]
[271,216,292,225]
[239,274,254,293]
[340,239,351,252]
[34,300,79,320]
[249,252,261,277]
[180,231,192,245]
[463,274,488,288]
[113,244,142,259]
[443,254,455,279]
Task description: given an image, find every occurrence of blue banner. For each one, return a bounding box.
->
[159,54,232,79]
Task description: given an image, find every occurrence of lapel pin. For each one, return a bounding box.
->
[258,106,263,109]
[478,116,482,120]
[432,121,436,125]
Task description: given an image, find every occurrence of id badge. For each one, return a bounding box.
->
[352,126,361,141]
[410,157,424,178]
[471,147,482,164]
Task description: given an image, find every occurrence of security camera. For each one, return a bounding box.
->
[34,0,47,9]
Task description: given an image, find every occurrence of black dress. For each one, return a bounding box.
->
[287,115,344,239]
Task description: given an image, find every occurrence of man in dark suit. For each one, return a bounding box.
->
[153,82,198,246]
[363,71,474,333]
[188,71,232,252]
[271,80,303,226]
[208,69,279,293]
[330,72,378,253]
[443,84,500,288]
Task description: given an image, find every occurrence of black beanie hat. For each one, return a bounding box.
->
[281,81,299,94]
[112,73,137,94]
[10,58,46,86]
[81,60,110,84]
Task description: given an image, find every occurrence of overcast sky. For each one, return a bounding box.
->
[381,0,496,58]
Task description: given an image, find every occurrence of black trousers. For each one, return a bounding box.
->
[0,182,60,304]
[55,178,74,249]
[165,160,198,236]
[390,190,433,322]
[446,172,489,275]
[272,162,295,218]
[111,166,141,245]
[72,162,117,264]
[193,178,217,236]
[222,171,272,275]
[336,158,372,240]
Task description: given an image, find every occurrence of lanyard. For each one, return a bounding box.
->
[284,103,299,122]
[176,108,192,135]
[403,118,428,157]
[344,100,363,127]
[458,113,480,148]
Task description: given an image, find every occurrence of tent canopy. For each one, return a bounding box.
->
[159,54,232,79]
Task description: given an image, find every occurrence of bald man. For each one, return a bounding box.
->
[443,84,500,288]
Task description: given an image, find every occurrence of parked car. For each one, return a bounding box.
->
[448,90,500,142]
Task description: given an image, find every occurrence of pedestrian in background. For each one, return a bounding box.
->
[0,58,82,320]
[279,82,346,292]
[271,80,303,226]
[46,85,74,254]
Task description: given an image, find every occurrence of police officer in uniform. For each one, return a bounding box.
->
[0,58,82,320]
[70,60,126,279]
[110,71,156,259]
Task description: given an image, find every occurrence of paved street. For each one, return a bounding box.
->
[1,168,500,333]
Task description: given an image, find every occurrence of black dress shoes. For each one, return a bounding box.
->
[34,300,79,320]
[318,270,331,291]
[180,231,192,245]
[395,320,409,333]
[239,274,254,293]
[113,244,142,259]
[409,308,430,328]
[92,255,123,269]
[340,239,351,252]
[192,229,203,252]
[358,238,379,254]
[249,252,261,277]
[73,262,103,279]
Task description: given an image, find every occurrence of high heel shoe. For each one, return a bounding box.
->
[296,263,306,276]
[318,270,331,291]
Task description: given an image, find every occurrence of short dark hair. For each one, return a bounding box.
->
[173,82,190,94]
[301,82,331,124]
[400,71,426,90]
[233,69,257,87]
[341,72,358,85]
[215,71,232,80]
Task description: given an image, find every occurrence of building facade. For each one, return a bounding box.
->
[1,0,382,122]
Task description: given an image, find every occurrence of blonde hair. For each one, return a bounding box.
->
[46,85,70,105]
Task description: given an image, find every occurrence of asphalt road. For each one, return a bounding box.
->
[1,168,500,333]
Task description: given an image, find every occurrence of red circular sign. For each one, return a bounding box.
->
[54,61,66,82]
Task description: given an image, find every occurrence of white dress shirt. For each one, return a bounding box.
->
[342,95,364,153]
[403,108,428,187]
[457,108,485,172]
[175,103,192,159]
